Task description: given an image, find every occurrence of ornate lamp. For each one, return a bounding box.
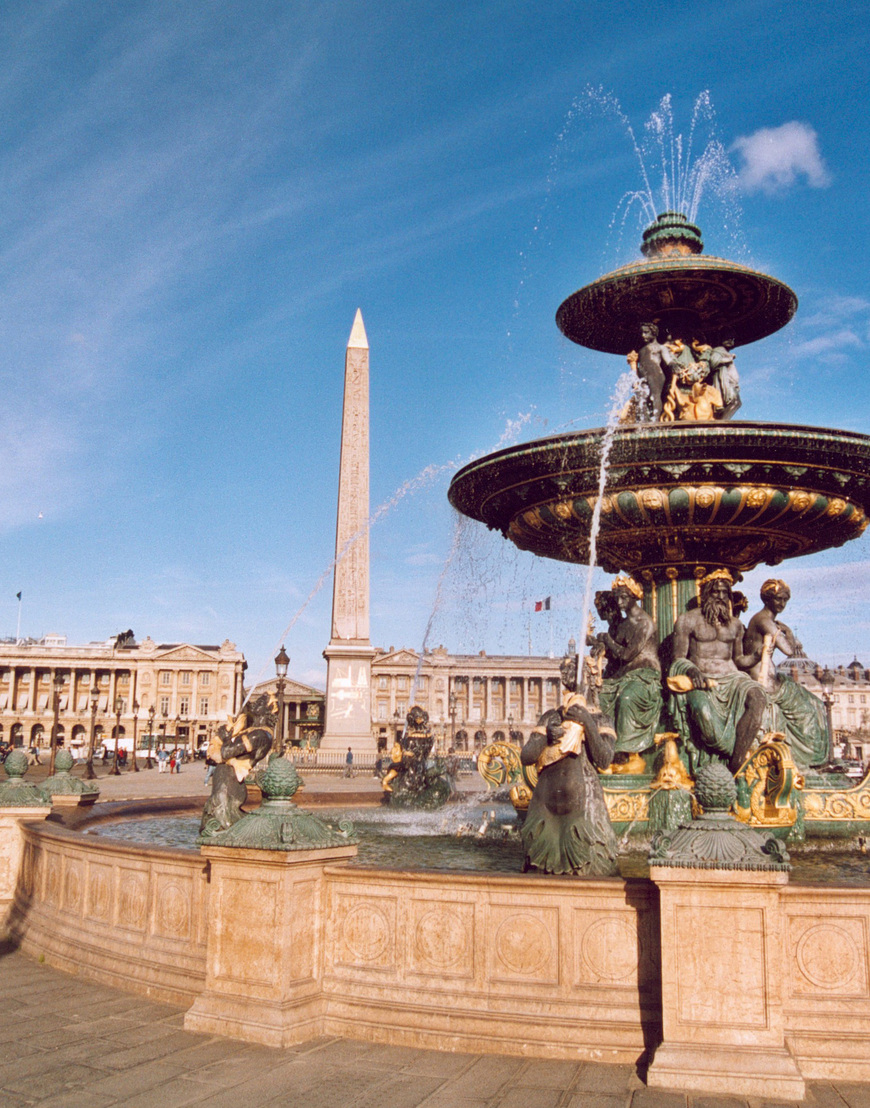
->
[111,696,123,776]
[130,699,140,772]
[274,645,289,754]
[820,667,836,763]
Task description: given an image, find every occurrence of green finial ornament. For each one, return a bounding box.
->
[0,750,51,808]
[198,754,359,850]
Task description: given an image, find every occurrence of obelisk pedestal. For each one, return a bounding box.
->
[320,310,376,755]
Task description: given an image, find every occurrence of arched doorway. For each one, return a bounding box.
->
[31,723,44,745]
[11,723,23,747]
[455,729,468,751]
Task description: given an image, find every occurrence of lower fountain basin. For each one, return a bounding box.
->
[448,422,870,574]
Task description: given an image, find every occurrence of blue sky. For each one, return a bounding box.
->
[2,0,869,689]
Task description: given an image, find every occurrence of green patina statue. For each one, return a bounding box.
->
[595,576,663,771]
[668,569,767,775]
[743,579,829,769]
[520,695,619,877]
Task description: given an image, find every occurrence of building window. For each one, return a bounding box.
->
[160,671,172,686]
[849,695,855,704]
[398,676,408,692]
[378,702,388,721]
[180,671,191,686]
[160,696,170,715]
[378,676,388,690]
[200,672,210,686]
[179,697,190,716]
[397,701,407,717]
[199,697,209,715]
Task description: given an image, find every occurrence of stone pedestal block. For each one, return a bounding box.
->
[184,844,356,1047]
[0,809,52,934]
[647,866,805,1100]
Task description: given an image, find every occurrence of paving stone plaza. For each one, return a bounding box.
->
[3,943,870,1108]
[0,765,868,1108]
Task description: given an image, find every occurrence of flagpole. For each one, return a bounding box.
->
[15,592,22,644]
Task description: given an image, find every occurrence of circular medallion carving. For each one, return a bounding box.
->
[580,917,639,982]
[157,882,190,936]
[796,924,861,990]
[414,907,469,971]
[494,913,552,975]
[342,903,391,962]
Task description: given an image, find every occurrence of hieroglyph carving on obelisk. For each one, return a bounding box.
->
[321,310,376,754]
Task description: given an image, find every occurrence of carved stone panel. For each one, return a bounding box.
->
[63,859,85,916]
[788,915,870,998]
[117,869,149,932]
[153,874,192,941]
[574,911,640,987]
[288,879,316,982]
[86,864,113,923]
[675,905,768,1029]
[44,852,63,909]
[215,874,279,988]
[334,894,397,970]
[408,899,474,980]
[488,905,559,985]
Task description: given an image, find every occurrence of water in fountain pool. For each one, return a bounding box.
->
[88,807,869,884]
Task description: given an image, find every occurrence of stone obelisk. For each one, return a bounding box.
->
[320,310,376,755]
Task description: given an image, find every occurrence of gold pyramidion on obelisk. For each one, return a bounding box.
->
[320,310,376,754]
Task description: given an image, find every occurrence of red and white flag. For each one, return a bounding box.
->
[534,596,551,612]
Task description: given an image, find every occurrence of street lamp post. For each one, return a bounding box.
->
[111,697,123,775]
[130,700,140,772]
[820,667,836,765]
[85,684,100,780]
[160,710,168,754]
[145,705,155,769]
[274,646,289,755]
[508,713,515,744]
[449,691,457,751]
[48,672,64,776]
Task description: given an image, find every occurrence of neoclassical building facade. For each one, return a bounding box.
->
[0,632,246,753]
[369,644,567,752]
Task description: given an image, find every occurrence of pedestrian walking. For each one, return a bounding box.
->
[344,746,354,778]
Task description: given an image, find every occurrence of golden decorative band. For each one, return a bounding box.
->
[611,575,643,599]
[699,567,734,587]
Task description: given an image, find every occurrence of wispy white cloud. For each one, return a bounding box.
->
[731,122,831,194]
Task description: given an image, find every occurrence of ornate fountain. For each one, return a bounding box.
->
[450,211,870,841]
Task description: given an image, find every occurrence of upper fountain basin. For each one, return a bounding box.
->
[448,422,870,575]
[556,253,797,353]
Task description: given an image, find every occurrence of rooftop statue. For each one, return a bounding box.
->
[667,569,766,775]
[744,579,829,769]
